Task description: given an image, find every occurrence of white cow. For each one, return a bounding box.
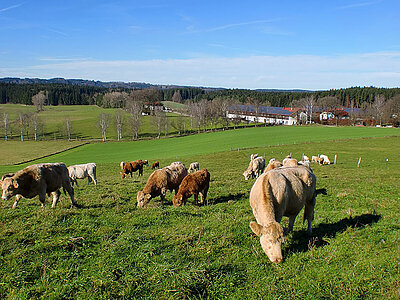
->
[68,163,97,186]
[188,162,200,173]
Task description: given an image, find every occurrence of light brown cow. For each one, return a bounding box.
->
[264,159,283,172]
[243,156,265,180]
[68,163,97,186]
[249,166,317,263]
[172,169,210,206]
[137,162,188,207]
[1,163,78,208]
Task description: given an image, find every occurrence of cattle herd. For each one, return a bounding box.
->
[0,152,331,263]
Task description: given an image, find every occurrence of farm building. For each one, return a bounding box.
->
[226,104,302,125]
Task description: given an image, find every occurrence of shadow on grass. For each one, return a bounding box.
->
[287,213,381,254]
[210,193,247,205]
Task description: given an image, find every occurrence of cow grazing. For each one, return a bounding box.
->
[68,163,97,186]
[188,162,200,173]
[249,166,317,263]
[1,163,78,208]
[282,158,299,167]
[172,169,210,206]
[319,154,331,165]
[121,160,144,179]
[151,161,160,170]
[264,159,283,172]
[137,162,187,207]
[243,156,266,180]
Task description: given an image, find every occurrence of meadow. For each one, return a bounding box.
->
[0,127,399,299]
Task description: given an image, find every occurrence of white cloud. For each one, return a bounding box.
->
[0,3,24,13]
[337,1,382,10]
[1,52,400,90]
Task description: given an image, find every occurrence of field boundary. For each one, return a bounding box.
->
[3,142,90,166]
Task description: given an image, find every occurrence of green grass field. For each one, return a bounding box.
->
[0,127,399,299]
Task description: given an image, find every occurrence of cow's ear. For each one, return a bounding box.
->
[13,180,19,189]
[249,221,263,236]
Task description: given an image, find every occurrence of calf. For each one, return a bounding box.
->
[172,169,210,206]
[121,160,144,179]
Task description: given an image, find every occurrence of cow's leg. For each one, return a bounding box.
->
[288,215,297,233]
[91,174,97,185]
[51,190,61,208]
[202,187,208,206]
[12,195,22,209]
[63,181,78,208]
[88,176,92,185]
[194,193,199,205]
[304,201,315,235]
[38,187,47,208]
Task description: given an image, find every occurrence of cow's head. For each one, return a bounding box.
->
[120,172,126,179]
[1,177,19,201]
[250,221,285,263]
[137,191,151,207]
[243,170,252,180]
[172,194,184,207]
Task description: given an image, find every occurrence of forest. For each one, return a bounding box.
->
[1,80,400,109]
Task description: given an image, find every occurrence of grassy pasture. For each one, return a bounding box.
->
[0,128,399,299]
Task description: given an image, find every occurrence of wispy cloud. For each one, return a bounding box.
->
[1,52,400,90]
[337,1,382,10]
[203,19,281,33]
[0,3,24,13]
[38,57,91,62]
[186,19,281,34]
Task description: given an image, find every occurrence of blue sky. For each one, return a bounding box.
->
[0,0,399,90]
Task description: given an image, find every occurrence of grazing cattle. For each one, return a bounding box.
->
[68,163,97,186]
[282,158,298,167]
[264,159,283,172]
[142,160,149,166]
[1,163,78,208]
[151,161,160,170]
[302,154,310,163]
[137,162,187,207]
[188,162,200,173]
[243,156,266,180]
[121,160,144,179]
[249,166,317,263]
[172,169,210,206]
[319,154,331,165]
[311,156,322,164]
[0,173,23,208]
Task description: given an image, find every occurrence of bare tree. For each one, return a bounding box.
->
[186,101,196,132]
[98,113,111,141]
[249,98,262,127]
[3,112,9,141]
[152,109,166,138]
[193,99,208,133]
[126,96,143,140]
[31,90,48,112]
[293,95,316,124]
[18,112,27,141]
[382,95,400,125]
[31,114,43,141]
[373,94,385,126]
[102,91,129,108]
[170,115,185,135]
[114,109,124,141]
[172,90,182,103]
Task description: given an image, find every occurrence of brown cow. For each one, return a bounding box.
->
[120,160,144,179]
[151,161,160,169]
[1,163,78,208]
[137,162,187,207]
[172,169,210,207]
